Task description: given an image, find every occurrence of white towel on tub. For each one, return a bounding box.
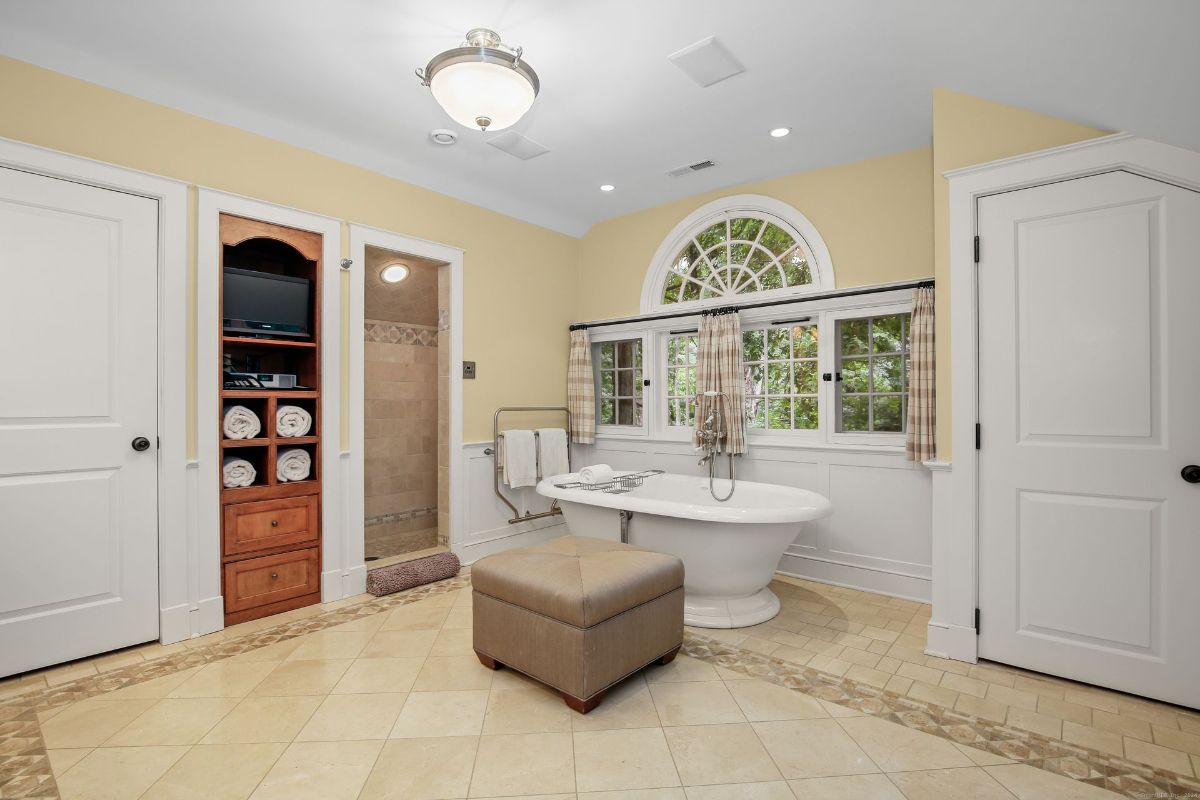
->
[222,405,261,439]
[579,463,613,485]
[222,456,256,488]
[536,427,569,479]
[276,448,312,482]
[276,404,312,437]
[499,429,537,488]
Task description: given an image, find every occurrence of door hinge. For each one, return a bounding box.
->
[974,608,981,634]
[975,423,981,450]
[973,236,980,264]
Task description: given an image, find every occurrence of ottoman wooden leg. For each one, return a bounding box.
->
[562,689,606,714]
[475,651,502,670]
[658,644,681,665]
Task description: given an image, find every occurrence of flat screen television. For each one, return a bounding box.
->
[223,267,312,339]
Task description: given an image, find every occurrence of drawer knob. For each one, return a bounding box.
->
[271,519,279,527]
[270,572,279,580]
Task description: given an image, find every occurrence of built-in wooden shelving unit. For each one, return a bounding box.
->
[218,214,323,625]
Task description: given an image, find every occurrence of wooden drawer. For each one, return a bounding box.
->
[224,547,319,614]
[223,495,318,557]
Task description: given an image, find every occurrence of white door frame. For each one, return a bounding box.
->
[348,224,465,560]
[0,136,190,644]
[929,133,1200,662]
[196,190,346,622]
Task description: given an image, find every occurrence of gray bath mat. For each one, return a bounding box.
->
[366,552,461,596]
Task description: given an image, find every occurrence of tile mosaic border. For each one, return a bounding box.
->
[365,319,438,346]
[2,572,1196,800]
[0,576,468,799]
[682,633,1200,800]
[364,506,437,528]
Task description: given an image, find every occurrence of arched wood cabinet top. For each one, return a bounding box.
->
[219,213,322,262]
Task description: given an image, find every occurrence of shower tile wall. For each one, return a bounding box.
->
[364,321,439,557]
[364,248,444,561]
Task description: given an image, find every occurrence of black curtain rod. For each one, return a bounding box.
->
[568,278,933,332]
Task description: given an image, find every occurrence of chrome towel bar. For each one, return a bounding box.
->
[488,406,571,525]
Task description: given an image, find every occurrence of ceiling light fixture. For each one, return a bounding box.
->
[769,127,791,138]
[429,129,458,145]
[416,28,540,132]
[380,264,410,284]
[600,184,615,192]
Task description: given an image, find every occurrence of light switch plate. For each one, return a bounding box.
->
[463,361,476,379]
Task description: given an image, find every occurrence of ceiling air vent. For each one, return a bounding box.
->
[666,160,717,178]
[486,130,550,160]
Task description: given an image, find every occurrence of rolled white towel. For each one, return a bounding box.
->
[222,456,257,488]
[222,405,261,439]
[276,404,312,437]
[277,448,312,482]
[579,463,613,485]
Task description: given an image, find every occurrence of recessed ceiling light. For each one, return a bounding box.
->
[429,129,458,145]
[600,184,615,192]
[769,127,791,138]
[380,264,410,284]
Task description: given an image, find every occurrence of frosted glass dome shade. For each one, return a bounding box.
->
[429,60,537,131]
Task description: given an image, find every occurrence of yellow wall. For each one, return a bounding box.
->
[0,56,577,449]
[0,55,1110,462]
[931,88,1106,457]
[576,148,934,320]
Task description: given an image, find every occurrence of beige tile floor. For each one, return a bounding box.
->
[726,575,1200,781]
[5,571,1199,799]
[17,586,1131,800]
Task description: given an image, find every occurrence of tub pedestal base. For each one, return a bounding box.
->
[684,587,782,629]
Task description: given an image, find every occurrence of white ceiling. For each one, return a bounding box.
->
[2,0,1196,236]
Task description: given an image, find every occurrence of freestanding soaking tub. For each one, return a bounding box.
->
[537,471,832,628]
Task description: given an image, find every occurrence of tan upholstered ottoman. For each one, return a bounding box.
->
[472,535,684,713]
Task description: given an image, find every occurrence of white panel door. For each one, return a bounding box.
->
[0,166,160,677]
[977,171,1200,707]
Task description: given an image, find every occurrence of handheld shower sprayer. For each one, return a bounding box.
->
[696,390,736,501]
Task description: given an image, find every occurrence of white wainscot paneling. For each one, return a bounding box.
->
[574,439,932,601]
[457,442,565,564]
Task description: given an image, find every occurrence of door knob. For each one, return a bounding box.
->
[131,437,151,452]
[1183,465,1200,484]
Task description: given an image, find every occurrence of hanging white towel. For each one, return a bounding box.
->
[500,429,538,488]
[222,405,261,439]
[579,463,614,485]
[276,404,313,437]
[536,427,569,479]
[276,448,312,482]
[222,456,257,488]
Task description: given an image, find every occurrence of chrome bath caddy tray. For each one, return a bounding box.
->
[553,469,664,495]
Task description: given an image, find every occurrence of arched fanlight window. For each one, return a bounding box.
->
[640,195,834,312]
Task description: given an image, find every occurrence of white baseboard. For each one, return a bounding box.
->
[344,564,368,597]
[159,603,191,645]
[457,522,568,565]
[194,596,224,638]
[778,552,931,603]
[926,619,978,663]
[321,569,344,602]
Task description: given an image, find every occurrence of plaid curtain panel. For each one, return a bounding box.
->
[906,286,936,462]
[694,311,747,455]
[567,329,596,444]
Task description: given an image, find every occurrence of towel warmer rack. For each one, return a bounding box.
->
[483,406,571,525]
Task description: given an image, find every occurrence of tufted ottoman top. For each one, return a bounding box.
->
[471,535,684,628]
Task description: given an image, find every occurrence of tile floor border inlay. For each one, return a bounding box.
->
[0,575,469,799]
[2,572,1198,800]
[679,635,1200,800]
